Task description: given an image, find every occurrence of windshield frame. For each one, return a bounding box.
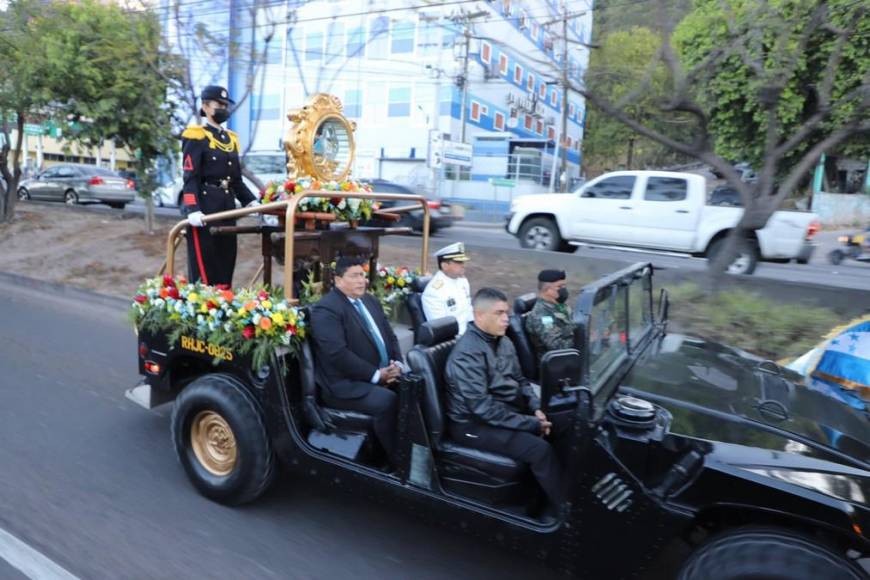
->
[573,262,658,398]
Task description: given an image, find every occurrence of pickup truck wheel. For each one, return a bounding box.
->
[829,249,845,265]
[171,373,275,505]
[678,527,864,580]
[707,237,758,275]
[519,218,561,251]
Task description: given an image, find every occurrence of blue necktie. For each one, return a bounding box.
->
[353,299,389,367]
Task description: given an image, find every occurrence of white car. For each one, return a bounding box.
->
[505,170,820,274]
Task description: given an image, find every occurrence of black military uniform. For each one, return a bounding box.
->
[181,85,256,287]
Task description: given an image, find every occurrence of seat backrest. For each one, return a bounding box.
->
[406,276,432,343]
[407,318,459,446]
[299,340,331,431]
[507,313,538,381]
[513,292,537,315]
[539,348,582,412]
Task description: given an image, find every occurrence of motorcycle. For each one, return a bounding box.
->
[828,228,870,265]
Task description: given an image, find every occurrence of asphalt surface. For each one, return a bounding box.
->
[129,199,870,292]
[0,279,555,580]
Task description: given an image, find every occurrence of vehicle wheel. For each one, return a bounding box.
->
[707,236,758,275]
[171,373,275,505]
[64,190,78,205]
[519,217,562,251]
[17,188,30,201]
[796,257,809,265]
[678,527,864,580]
[829,249,845,265]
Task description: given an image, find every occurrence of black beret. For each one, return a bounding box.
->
[538,269,566,283]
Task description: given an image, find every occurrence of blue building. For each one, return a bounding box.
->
[162,0,593,206]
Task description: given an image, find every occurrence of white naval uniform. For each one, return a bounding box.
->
[421,270,473,334]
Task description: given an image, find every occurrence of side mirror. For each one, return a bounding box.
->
[657,288,669,326]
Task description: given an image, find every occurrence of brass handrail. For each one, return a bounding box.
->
[165,191,430,300]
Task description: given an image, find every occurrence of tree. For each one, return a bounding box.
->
[0,0,54,224]
[583,27,691,173]
[566,0,868,277]
[33,0,181,232]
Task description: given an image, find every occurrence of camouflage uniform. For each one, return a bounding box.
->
[524,299,575,363]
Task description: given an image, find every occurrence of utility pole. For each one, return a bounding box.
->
[459,27,471,144]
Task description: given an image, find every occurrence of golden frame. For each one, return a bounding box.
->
[284,93,357,182]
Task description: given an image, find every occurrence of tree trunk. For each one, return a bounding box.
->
[144,193,155,235]
[0,113,26,224]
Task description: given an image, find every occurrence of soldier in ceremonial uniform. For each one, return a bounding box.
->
[525,269,575,363]
[422,242,473,334]
[181,85,260,287]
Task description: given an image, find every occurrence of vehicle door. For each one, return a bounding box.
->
[564,174,638,242]
[30,166,61,200]
[54,166,81,200]
[630,175,698,251]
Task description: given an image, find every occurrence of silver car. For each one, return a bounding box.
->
[17,164,137,209]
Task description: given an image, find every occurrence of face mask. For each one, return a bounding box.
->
[556,287,569,304]
[212,108,231,124]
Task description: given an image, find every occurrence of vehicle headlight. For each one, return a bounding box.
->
[838,236,849,243]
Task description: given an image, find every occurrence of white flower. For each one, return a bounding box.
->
[275,303,288,311]
[224,322,232,332]
[252,313,262,325]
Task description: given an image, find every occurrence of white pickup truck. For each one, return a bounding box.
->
[505,170,819,274]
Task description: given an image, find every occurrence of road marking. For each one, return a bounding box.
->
[0,527,79,580]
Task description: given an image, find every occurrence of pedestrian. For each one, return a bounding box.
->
[421,242,473,334]
[180,85,261,287]
[525,269,575,364]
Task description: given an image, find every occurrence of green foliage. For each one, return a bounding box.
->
[668,283,836,359]
[584,27,691,172]
[674,0,870,170]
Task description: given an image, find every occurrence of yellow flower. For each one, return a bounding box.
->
[261,300,272,310]
[397,278,406,287]
[287,314,297,326]
[387,276,395,284]
[271,312,285,326]
[187,292,199,303]
[199,303,209,313]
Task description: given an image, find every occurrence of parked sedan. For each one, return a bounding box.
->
[364,179,455,233]
[17,164,136,209]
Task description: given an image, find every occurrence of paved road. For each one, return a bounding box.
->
[123,199,870,291]
[0,279,555,580]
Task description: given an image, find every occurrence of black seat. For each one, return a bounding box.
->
[513,292,537,315]
[406,275,431,343]
[299,340,374,433]
[407,318,529,504]
[507,312,538,382]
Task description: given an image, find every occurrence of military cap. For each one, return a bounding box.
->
[435,242,470,262]
[538,269,566,283]
[200,85,234,105]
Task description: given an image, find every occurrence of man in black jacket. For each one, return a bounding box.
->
[445,287,564,507]
[310,257,404,466]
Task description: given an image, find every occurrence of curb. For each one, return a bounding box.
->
[0,270,130,310]
[453,220,505,229]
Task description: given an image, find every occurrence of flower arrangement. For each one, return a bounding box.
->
[130,275,306,369]
[369,265,419,316]
[259,177,377,222]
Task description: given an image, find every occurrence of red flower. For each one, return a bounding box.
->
[258,290,269,301]
[242,325,255,340]
[167,287,180,300]
[206,300,218,310]
[134,295,147,304]
[330,197,341,205]
[162,275,175,287]
[215,284,230,291]
[286,324,296,335]
[283,180,295,192]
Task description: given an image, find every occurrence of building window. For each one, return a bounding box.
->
[254,94,280,121]
[550,89,558,107]
[345,89,362,118]
[368,16,389,59]
[417,19,439,56]
[502,0,511,16]
[481,105,488,116]
[565,136,572,148]
[536,119,543,135]
[494,111,505,130]
[470,101,481,122]
[539,82,547,98]
[388,87,411,117]
[481,41,491,64]
[513,64,522,84]
[391,20,415,54]
[526,73,534,92]
[441,28,457,49]
[524,115,533,130]
[569,102,576,118]
[548,126,556,141]
[499,54,508,75]
[531,22,539,41]
[445,165,471,181]
[347,27,366,57]
[305,30,323,61]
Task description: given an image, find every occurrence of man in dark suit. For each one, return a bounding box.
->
[310,256,404,466]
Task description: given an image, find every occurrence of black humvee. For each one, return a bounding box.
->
[130,195,869,579]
